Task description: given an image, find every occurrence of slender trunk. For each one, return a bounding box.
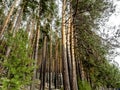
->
[55,39,58,89]
[67,15,72,89]
[58,39,62,88]
[79,59,86,81]
[61,0,71,90]
[76,59,81,79]
[31,24,40,90]
[29,18,35,61]
[49,33,52,90]
[0,0,18,38]
[31,29,37,59]
[71,22,78,90]
[40,36,47,90]
[29,19,35,46]
[59,39,63,87]
[45,45,49,87]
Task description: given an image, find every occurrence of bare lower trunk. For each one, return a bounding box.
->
[71,23,78,90]
[49,33,52,90]
[79,59,86,81]
[40,36,47,90]
[67,15,72,88]
[55,40,58,89]
[61,0,71,90]
[31,25,40,90]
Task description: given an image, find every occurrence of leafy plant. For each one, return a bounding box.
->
[0,30,34,90]
[78,77,91,90]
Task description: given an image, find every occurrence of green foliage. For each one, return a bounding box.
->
[78,78,91,90]
[0,30,34,90]
[73,0,120,89]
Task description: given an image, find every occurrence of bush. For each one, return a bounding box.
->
[0,30,34,90]
[78,78,91,90]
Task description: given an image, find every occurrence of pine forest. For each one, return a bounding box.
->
[0,0,120,90]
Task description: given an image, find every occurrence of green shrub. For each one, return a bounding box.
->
[0,30,34,90]
[78,78,91,90]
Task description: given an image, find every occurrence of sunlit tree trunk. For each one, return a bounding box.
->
[67,12,72,89]
[61,0,71,90]
[0,0,18,38]
[31,24,40,90]
[71,20,78,90]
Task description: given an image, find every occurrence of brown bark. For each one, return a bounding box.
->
[31,24,40,90]
[61,0,71,90]
[0,0,18,38]
[40,36,47,90]
[67,14,72,88]
[49,32,52,90]
[79,59,86,81]
[71,22,78,90]
[59,39,63,88]
[55,39,58,89]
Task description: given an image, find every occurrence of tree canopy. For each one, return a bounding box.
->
[0,0,120,90]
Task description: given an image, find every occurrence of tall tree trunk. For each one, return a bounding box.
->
[67,14,72,89]
[49,32,52,90]
[61,0,71,90]
[40,36,47,90]
[59,39,63,87]
[0,0,18,38]
[55,39,58,89]
[31,24,40,90]
[71,22,78,90]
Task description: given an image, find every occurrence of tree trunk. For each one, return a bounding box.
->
[67,14,72,89]
[71,22,78,90]
[49,32,52,90]
[31,24,40,90]
[59,39,63,88]
[0,0,18,38]
[40,36,47,90]
[79,59,86,81]
[55,39,58,89]
[61,0,71,90]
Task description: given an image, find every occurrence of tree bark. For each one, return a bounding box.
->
[79,59,86,81]
[55,39,59,89]
[67,13,72,89]
[0,0,18,38]
[40,36,47,90]
[61,0,71,90]
[31,24,40,90]
[49,32,52,90]
[71,21,78,90]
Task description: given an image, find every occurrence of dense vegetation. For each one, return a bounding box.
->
[0,0,120,90]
